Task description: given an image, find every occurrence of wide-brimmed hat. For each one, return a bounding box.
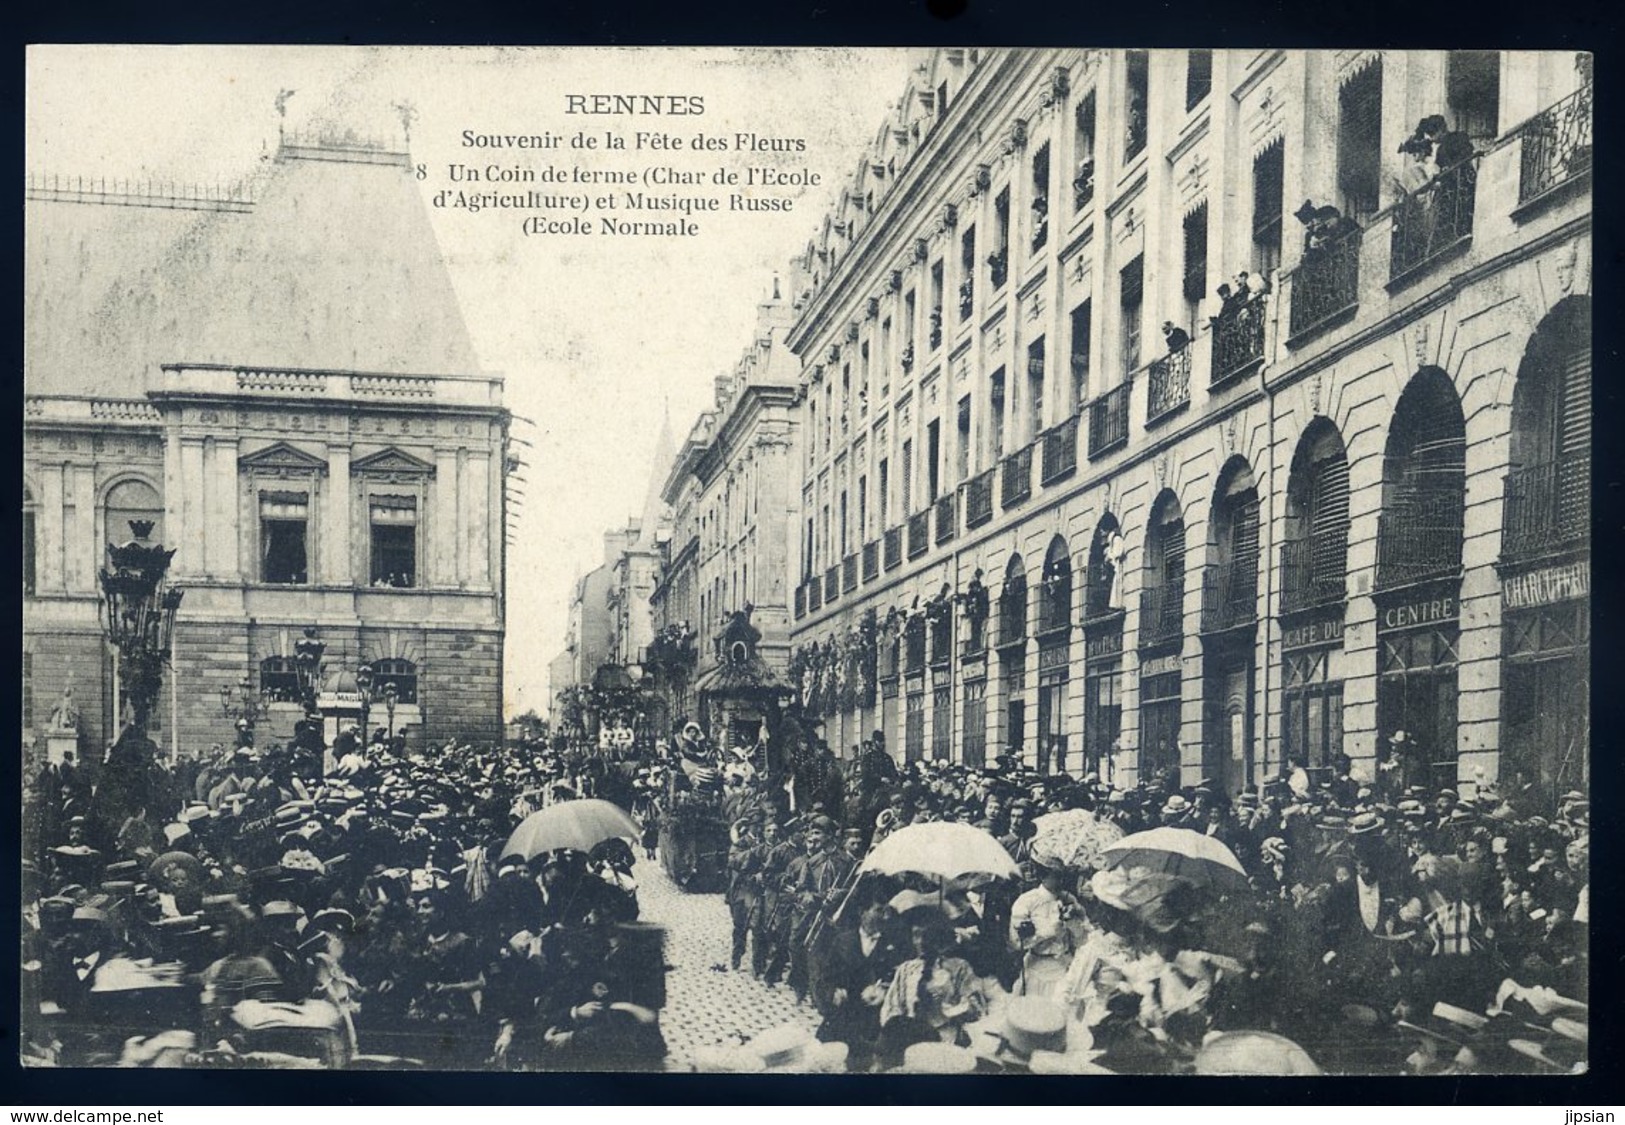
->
[1161,795,1191,816]
[737,1024,848,1073]
[1293,199,1318,223]
[901,1041,978,1074]
[1195,1031,1321,1075]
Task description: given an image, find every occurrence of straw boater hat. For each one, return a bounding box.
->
[694,1024,846,1073]
[1194,1031,1321,1076]
[902,1041,978,1074]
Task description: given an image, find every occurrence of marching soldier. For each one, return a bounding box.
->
[753,819,798,985]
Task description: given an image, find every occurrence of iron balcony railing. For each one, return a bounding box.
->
[935,493,957,545]
[862,539,880,583]
[1138,583,1184,648]
[1001,444,1034,509]
[825,566,841,604]
[1088,381,1131,459]
[1146,349,1191,425]
[907,510,930,559]
[843,553,859,593]
[1377,493,1465,589]
[1201,559,1260,633]
[884,526,903,571]
[808,577,824,613]
[1289,227,1362,339]
[1211,297,1267,385]
[1040,415,1080,485]
[1390,159,1478,282]
[1516,81,1593,205]
[1279,537,1347,613]
[965,468,996,529]
[795,583,807,619]
[1502,454,1590,559]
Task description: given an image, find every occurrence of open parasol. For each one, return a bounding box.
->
[1101,826,1249,891]
[501,798,640,861]
[1030,809,1125,870]
[859,821,1020,881]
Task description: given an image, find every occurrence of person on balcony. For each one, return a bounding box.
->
[1418,115,1476,175]
[1161,321,1191,354]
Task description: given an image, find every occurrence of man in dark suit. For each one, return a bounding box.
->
[815,904,904,1070]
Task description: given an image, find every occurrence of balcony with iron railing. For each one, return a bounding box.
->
[935,493,957,545]
[1201,559,1260,633]
[965,468,996,529]
[1389,159,1478,285]
[1211,296,1267,386]
[1515,80,1592,209]
[825,566,841,605]
[1287,227,1362,343]
[843,553,859,593]
[1138,583,1185,648]
[1001,444,1034,509]
[907,510,931,559]
[1037,590,1072,638]
[862,539,880,583]
[884,526,903,571]
[1145,349,1191,427]
[1040,415,1080,486]
[1376,493,1465,589]
[1502,454,1590,560]
[1088,381,1131,459]
[1279,538,1347,614]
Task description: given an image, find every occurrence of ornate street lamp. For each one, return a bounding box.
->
[218,674,266,729]
[355,661,375,742]
[293,626,327,717]
[97,518,183,735]
[383,680,399,742]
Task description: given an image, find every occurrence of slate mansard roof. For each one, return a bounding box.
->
[25,140,486,400]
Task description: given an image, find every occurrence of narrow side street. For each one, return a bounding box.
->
[632,857,820,1071]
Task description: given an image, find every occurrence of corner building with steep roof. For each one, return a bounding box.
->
[784,48,1590,802]
[24,134,511,759]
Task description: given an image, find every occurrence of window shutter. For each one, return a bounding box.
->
[1311,454,1350,583]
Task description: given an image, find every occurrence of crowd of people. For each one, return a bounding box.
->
[23,723,661,1071]
[681,719,1589,1075]
[23,708,1589,1076]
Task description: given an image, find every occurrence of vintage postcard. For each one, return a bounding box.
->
[22,45,1591,1076]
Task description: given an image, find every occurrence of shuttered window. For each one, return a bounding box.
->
[1311,452,1351,585]
[1337,58,1384,219]
[1183,203,1209,306]
[1252,139,1285,276]
[1558,345,1591,533]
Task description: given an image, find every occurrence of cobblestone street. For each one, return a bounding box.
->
[633,856,821,1071]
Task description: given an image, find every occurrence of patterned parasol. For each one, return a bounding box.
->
[1029,809,1126,871]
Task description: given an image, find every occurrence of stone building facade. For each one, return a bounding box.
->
[24,135,510,759]
[785,48,1590,801]
[651,284,804,746]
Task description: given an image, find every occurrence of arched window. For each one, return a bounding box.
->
[24,482,37,597]
[104,479,163,550]
[1038,535,1073,634]
[1282,419,1350,611]
[1086,514,1123,620]
[997,554,1028,647]
[1140,491,1186,648]
[372,657,419,705]
[1504,297,1589,559]
[1204,458,1261,631]
[1377,368,1466,589]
